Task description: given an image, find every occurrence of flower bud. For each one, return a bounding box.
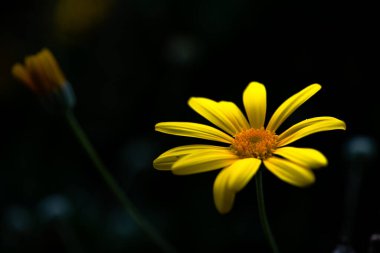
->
[12,48,76,110]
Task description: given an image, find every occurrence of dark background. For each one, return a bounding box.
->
[0,1,379,253]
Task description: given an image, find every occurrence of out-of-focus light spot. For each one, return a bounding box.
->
[106,209,139,238]
[3,206,32,233]
[120,138,156,174]
[370,234,380,253]
[164,35,200,67]
[68,187,101,224]
[37,194,72,222]
[344,135,378,160]
[54,0,115,42]
[332,244,356,253]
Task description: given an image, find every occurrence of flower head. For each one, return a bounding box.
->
[153,82,346,214]
[12,48,75,109]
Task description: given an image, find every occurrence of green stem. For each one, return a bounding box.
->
[255,169,280,253]
[64,110,176,253]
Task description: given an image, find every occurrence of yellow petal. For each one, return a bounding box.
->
[155,122,234,144]
[213,158,261,214]
[11,64,36,91]
[218,101,251,132]
[274,147,328,169]
[213,168,236,214]
[172,150,238,175]
[40,48,66,87]
[153,145,229,170]
[226,158,261,192]
[243,82,267,129]
[26,54,51,91]
[188,97,239,135]
[266,84,321,132]
[264,157,315,187]
[36,51,58,91]
[277,117,346,147]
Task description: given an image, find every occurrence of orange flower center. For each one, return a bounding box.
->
[230,128,278,159]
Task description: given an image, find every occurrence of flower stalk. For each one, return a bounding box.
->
[64,110,176,253]
[12,48,176,253]
[255,168,279,253]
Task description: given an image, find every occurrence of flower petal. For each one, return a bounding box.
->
[266,84,321,132]
[226,158,261,192]
[218,101,251,132]
[172,150,238,175]
[264,157,315,187]
[188,97,239,135]
[274,147,328,169]
[39,49,66,87]
[277,117,346,147]
[213,168,236,214]
[26,55,51,91]
[12,64,35,91]
[153,145,229,170]
[243,82,267,129]
[155,122,234,144]
[213,158,261,214]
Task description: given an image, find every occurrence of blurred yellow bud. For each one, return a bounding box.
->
[12,48,75,109]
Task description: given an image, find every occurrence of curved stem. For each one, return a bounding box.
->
[255,169,280,253]
[64,110,176,253]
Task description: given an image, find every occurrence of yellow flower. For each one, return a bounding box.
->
[153,82,346,214]
[12,48,75,108]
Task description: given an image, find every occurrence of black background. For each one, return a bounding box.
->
[0,1,379,253]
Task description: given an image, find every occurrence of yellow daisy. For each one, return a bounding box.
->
[153,82,346,214]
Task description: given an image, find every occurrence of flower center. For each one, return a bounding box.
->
[230,128,278,159]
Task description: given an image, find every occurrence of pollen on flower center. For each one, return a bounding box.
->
[230,128,278,159]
